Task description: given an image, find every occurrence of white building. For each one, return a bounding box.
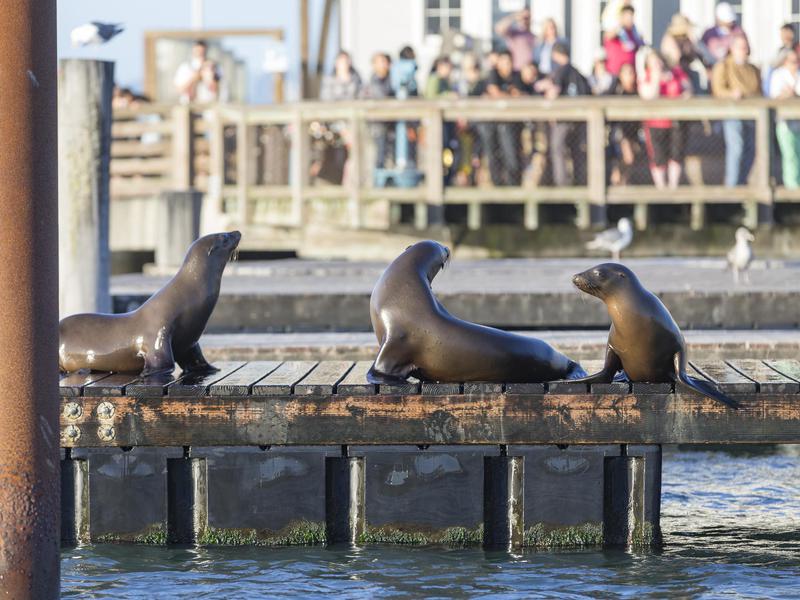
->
[338,0,800,82]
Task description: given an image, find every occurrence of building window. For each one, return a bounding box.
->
[425,0,462,36]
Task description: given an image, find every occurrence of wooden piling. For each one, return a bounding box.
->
[167,454,208,545]
[325,454,365,544]
[61,452,90,546]
[483,454,524,550]
[57,59,114,316]
[603,445,661,547]
[155,190,202,269]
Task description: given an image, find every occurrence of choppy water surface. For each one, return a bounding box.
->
[62,447,800,599]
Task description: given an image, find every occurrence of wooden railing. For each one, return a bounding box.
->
[110,97,800,232]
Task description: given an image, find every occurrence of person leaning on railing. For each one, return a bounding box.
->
[769,49,800,188]
[484,50,525,186]
[711,34,762,187]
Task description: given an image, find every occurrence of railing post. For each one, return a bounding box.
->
[0,0,60,595]
[421,107,444,229]
[156,190,202,269]
[584,106,607,229]
[290,108,308,227]
[236,109,253,228]
[348,110,362,228]
[171,104,192,190]
[207,106,225,220]
[750,105,774,228]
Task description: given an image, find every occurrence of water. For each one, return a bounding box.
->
[62,447,800,599]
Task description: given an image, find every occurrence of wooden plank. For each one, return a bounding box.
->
[112,120,173,138]
[125,367,182,398]
[111,140,169,158]
[208,361,282,396]
[83,373,141,397]
[251,361,317,395]
[464,382,504,395]
[337,361,377,396]
[422,382,462,395]
[689,360,757,394]
[379,377,420,395]
[506,382,546,394]
[168,362,246,397]
[60,372,114,397]
[763,360,800,384]
[294,361,354,395]
[110,157,171,176]
[550,360,604,395]
[727,360,800,394]
[58,392,800,447]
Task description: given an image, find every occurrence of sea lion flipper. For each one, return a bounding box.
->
[176,342,217,374]
[567,346,621,384]
[367,339,413,384]
[673,353,740,410]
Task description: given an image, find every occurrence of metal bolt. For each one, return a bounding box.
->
[97,425,115,442]
[96,401,115,419]
[63,401,82,420]
[64,425,81,441]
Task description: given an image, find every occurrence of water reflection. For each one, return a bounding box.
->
[62,447,800,599]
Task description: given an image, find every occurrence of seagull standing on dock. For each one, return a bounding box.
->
[71,22,124,47]
[727,227,755,284]
[585,217,633,261]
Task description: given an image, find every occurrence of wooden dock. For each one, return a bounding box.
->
[59,359,800,550]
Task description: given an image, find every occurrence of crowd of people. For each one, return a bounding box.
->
[317,2,800,190]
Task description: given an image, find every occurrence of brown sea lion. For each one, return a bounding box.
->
[571,262,738,409]
[59,231,241,376]
[367,240,586,384]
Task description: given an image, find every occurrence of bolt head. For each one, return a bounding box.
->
[64,424,81,441]
[96,401,115,419]
[97,425,116,442]
[63,402,82,420]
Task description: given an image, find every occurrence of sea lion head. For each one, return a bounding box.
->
[404,240,451,283]
[572,263,641,301]
[184,231,242,273]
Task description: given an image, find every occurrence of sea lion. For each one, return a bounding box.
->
[59,231,241,376]
[367,240,586,384]
[570,263,738,409]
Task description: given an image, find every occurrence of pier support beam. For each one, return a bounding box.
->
[156,190,202,269]
[167,453,208,544]
[61,451,90,546]
[325,451,365,544]
[483,453,524,550]
[603,445,662,548]
[0,0,60,596]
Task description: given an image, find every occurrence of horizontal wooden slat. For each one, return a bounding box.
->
[689,361,757,394]
[111,140,169,158]
[168,362,246,397]
[112,120,173,138]
[60,372,113,397]
[764,359,800,383]
[251,361,318,395]
[83,373,141,397]
[59,392,800,447]
[209,361,282,396]
[336,361,376,396]
[294,361,354,395]
[379,377,420,395]
[110,157,172,177]
[125,368,182,397]
[727,360,800,394]
[110,176,169,197]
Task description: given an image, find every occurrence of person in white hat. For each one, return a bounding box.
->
[701,2,748,66]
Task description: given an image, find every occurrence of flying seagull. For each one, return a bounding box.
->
[727,226,755,284]
[71,22,124,47]
[585,217,633,261]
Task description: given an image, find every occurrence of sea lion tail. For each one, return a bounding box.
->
[678,372,740,410]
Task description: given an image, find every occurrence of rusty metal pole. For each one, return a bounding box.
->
[0,0,60,597]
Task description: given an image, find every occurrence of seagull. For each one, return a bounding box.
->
[727,227,755,284]
[585,217,633,261]
[71,22,124,47]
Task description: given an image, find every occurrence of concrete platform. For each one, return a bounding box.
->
[113,257,800,332]
[198,329,800,362]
